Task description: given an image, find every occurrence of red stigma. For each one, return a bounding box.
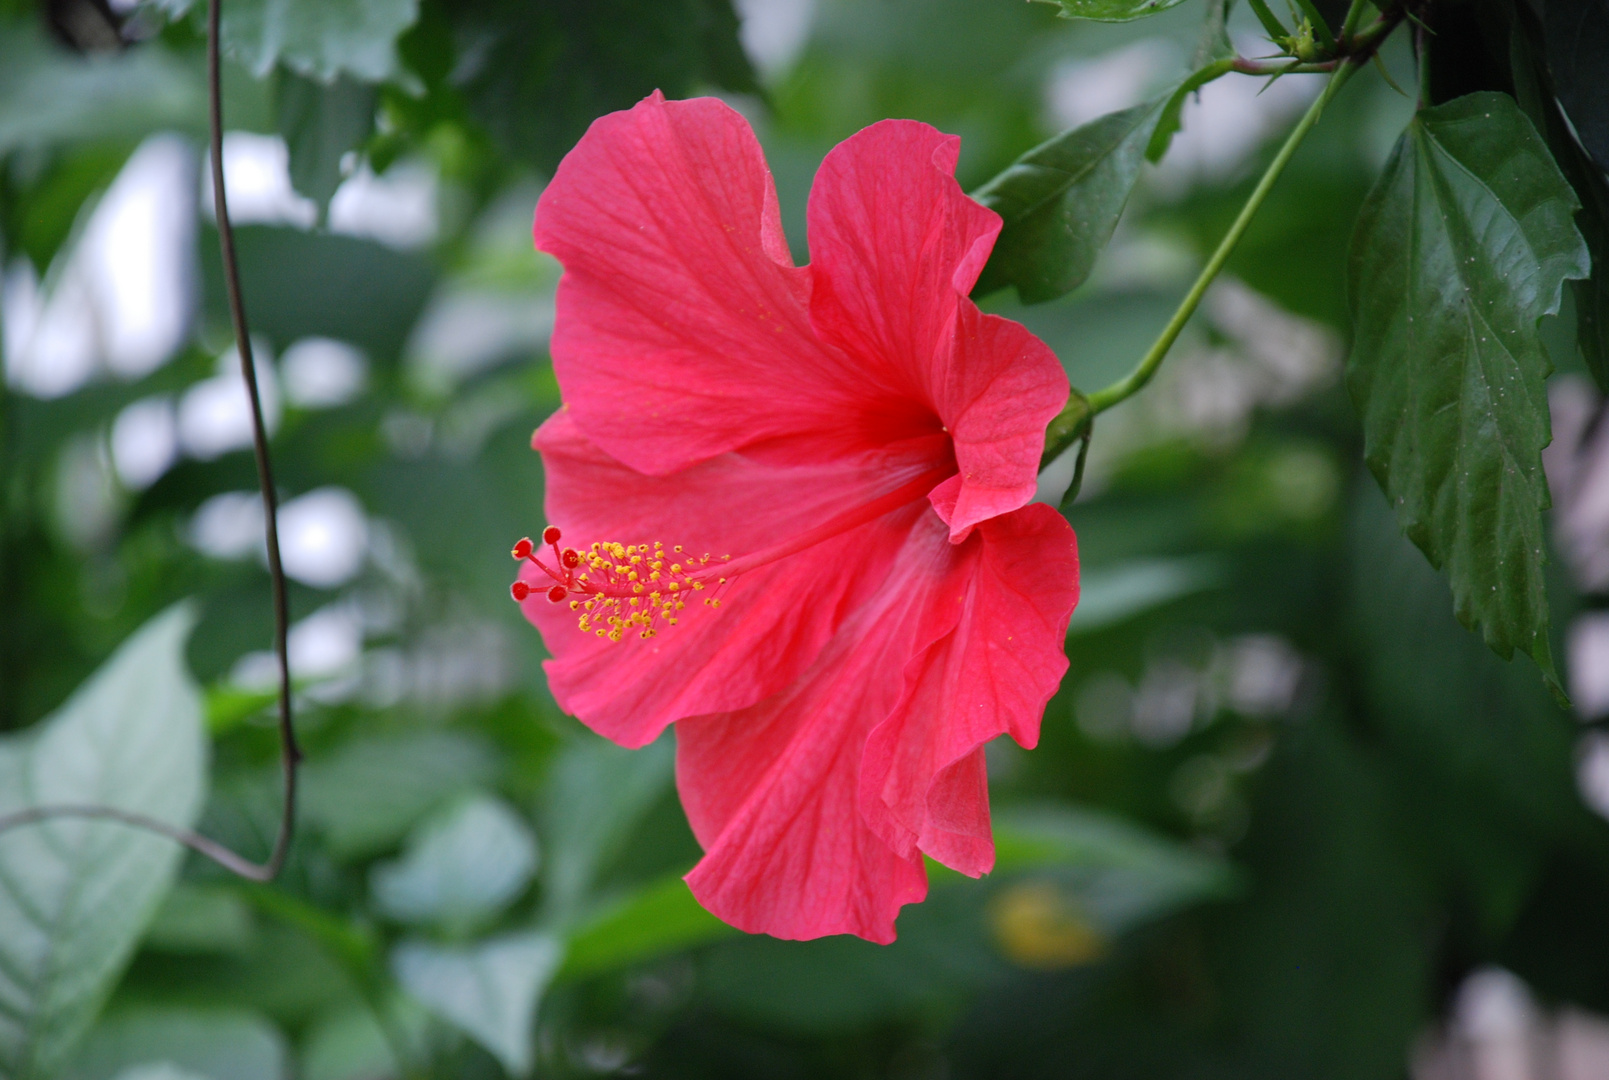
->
[506,534,732,636]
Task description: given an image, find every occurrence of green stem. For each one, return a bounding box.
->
[1339,0,1371,42]
[1084,61,1357,417]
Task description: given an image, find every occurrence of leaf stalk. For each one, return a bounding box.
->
[1041,60,1361,468]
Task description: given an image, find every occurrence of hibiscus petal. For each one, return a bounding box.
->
[859,503,1079,877]
[806,119,1001,395]
[926,303,1070,540]
[806,121,1067,540]
[523,411,938,748]
[534,92,870,476]
[678,520,956,942]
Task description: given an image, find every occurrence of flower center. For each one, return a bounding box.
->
[509,466,951,643]
[510,526,728,641]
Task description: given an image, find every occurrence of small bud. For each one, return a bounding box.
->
[543,525,563,545]
[510,581,531,601]
[512,537,534,560]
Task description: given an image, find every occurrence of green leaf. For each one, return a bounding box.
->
[0,606,207,1080]
[1031,0,1192,22]
[1346,483,1603,875]
[369,792,538,933]
[1245,0,1292,41]
[1066,556,1222,634]
[973,97,1167,304]
[985,805,1239,932]
[0,24,205,156]
[153,0,420,83]
[391,932,563,1077]
[1147,59,1235,162]
[2,144,133,275]
[557,874,736,983]
[62,1008,285,1080]
[1346,92,1589,691]
[300,732,498,861]
[276,70,376,215]
[539,735,674,922]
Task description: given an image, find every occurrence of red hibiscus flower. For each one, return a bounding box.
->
[513,92,1080,943]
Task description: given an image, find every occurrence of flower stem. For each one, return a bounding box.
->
[1088,61,1358,418]
[0,0,299,884]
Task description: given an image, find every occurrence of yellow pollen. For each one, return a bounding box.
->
[549,539,729,642]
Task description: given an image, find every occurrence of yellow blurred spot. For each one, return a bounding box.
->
[988,881,1106,969]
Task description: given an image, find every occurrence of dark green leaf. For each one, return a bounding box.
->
[1544,0,1609,174]
[1345,482,1605,875]
[973,97,1167,304]
[0,606,207,1080]
[1146,59,1234,162]
[276,70,376,216]
[1032,0,1193,22]
[1346,91,1589,690]
[446,0,760,174]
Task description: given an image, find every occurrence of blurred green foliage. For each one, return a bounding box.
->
[2,0,1609,1077]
